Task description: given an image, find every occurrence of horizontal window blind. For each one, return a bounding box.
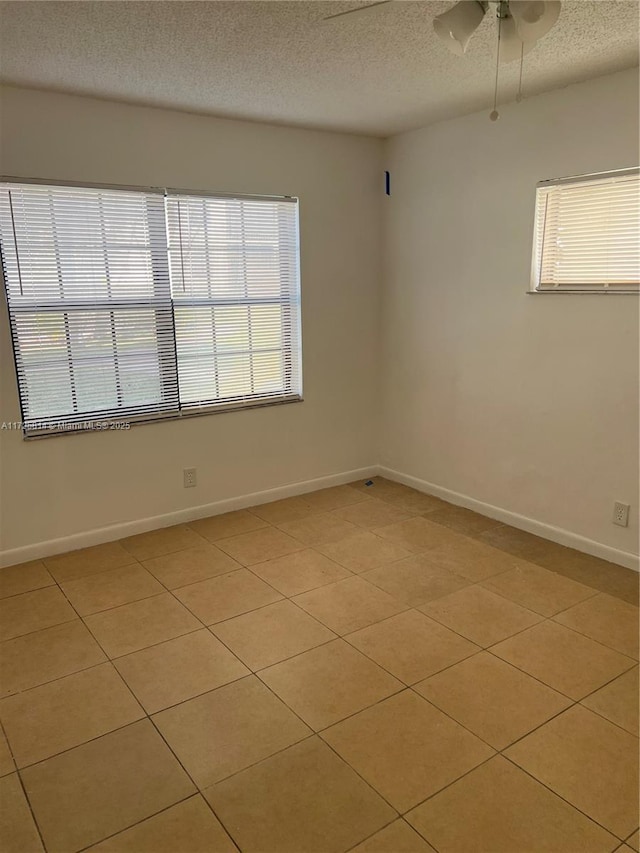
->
[0,180,302,436]
[166,193,301,409]
[532,169,639,292]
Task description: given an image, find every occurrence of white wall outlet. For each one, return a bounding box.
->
[183,468,197,488]
[612,501,630,527]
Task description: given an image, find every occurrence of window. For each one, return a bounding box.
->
[0,180,302,437]
[531,168,639,293]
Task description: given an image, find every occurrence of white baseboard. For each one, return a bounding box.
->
[0,466,378,568]
[379,466,639,572]
[3,463,638,573]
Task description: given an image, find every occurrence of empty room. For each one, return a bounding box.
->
[0,1,638,852]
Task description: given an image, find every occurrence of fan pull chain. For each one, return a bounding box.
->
[516,41,525,102]
[489,8,503,121]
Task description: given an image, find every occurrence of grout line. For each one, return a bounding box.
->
[342,815,405,853]
[550,619,640,661]
[236,634,340,676]
[133,668,253,717]
[483,644,628,705]
[67,589,169,619]
[44,557,141,585]
[0,580,57,603]
[259,666,406,736]
[12,714,149,774]
[500,752,632,844]
[13,760,48,852]
[72,793,220,853]
[0,615,80,645]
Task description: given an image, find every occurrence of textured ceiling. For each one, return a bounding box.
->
[0,0,638,136]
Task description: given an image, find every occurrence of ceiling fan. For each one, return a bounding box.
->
[323,1,562,118]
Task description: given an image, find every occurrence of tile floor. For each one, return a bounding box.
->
[0,478,638,853]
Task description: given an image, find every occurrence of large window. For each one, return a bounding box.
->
[531,168,639,293]
[0,180,302,437]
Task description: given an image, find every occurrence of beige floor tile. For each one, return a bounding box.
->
[422,538,522,582]
[323,690,493,812]
[416,652,571,749]
[248,496,316,524]
[506,705,640,838]
[249,549,352,596]
[0,561,54,600]
[347,610,479,684]
[363,555,471,607]
[216,527,304,565]
[293,576,407,635]
[537,547,640,607]
[350,820,437,853]
[420,584,543,647]
[0,621,106,697]
[60,564,164,616]
[205,737,396,853]
[142,544,241,589]
[278,513,360,546]
[87,795,236,852]
[491,620,635,699]
[85,593,200,658]
[384,492,450,514]
[260,639,402,730]
[211,599,335,670]
[115,629,248,713]
[582,666,639,736]
[357,481,448,514]
[44,542,136,583]
[189,510,268,542]
[316,531,412,574]
[22,720,195,853]
[482,562,597,616]
[406,755,617,853]
[0,586,76,642]
[0,729,15,776]
[554,593,639,659]
[478,524,561,562]
[424,505,503,536]
[174,569,282,625]
[333,499,415,529]
[0,773,44,853]
[373,517,464,554]
[0,663,144,768]
[153,676,310,787]
[302,485,369,511]
[120,524,206,561]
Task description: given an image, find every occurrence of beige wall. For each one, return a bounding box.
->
[2,70,639,567]
[381,68,639,563]
[0,86,383,553]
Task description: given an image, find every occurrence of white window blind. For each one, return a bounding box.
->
[0,181,302,437]
[166,193,301,409]
[531,168,640,293]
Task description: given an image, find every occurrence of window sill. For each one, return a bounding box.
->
[527,289,639,295]
[20,394,304,440]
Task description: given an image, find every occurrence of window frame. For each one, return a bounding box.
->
[0,176,303,439]
[529,167,640,295]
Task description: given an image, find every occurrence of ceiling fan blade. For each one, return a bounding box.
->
[322,1,395,22]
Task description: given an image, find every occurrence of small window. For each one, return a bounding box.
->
[531,168,639,293]
[0,180,302,437]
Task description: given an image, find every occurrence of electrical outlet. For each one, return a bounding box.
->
[613,501,630,528]
[183,468,197,489]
